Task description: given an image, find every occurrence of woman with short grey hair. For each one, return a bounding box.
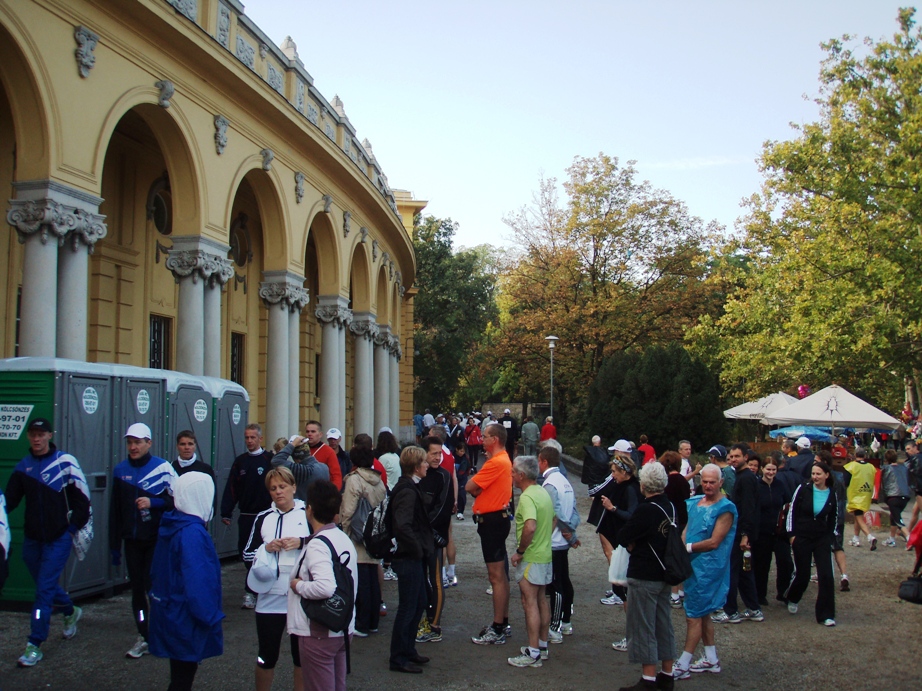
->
[615,458,676,691]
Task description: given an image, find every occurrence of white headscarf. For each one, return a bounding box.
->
[173,471,214,522]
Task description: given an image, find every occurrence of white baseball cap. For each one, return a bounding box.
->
[504,408,511,414]
[326,428,342,440]
[795,436,811,449]
[608,439,632,453]
[245,544,279,594]
[125,422,152,440]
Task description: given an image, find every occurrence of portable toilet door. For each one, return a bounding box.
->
[118,376,166,457]
[205,377,249,557]
[58,370,116,597]
[165,377,213,469]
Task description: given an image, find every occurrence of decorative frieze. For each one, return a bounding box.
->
[296,81,305,113]
[259,43,268,59]
[324,122,335,141]
[74,26,98,78]
[294,172,305,204]
[155,79,174,108]
[307,104,319,126]
[216,3,231,48]
[167,0,197,22]
[236,35,255,68]
[214,115,229,155]
[267,63,283,93]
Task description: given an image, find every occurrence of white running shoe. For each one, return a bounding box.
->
[884,537,897,547]
[849,535,861,547]
[242,593,256,609]
[547,628,563,644]
[869,536,878,551]
[673,664,690,680]
[823,618,836,627]
[507,652,542,668]
[521,645,549,660]
[612,637,628,651]
[689,657,721,674]
[62,606,82,640]
[600,593,624,606]
[559,622,573,635]
[126,636,149,659]
[788,602,798,614]
[383,567,398,581]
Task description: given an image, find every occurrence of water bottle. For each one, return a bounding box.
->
[742,550,752,572]
[140,507,151,523]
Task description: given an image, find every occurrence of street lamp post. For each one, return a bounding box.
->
[545,335,558,422]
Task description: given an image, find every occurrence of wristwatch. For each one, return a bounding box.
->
[516,548,525,555]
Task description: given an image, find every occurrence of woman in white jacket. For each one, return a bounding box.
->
[288,480,358,691]
[243,467,310,691]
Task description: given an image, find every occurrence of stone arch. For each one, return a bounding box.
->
[94,91,203,235]
[348,241,373,313]
[226,159,289,271]
[306,210,341,296]
[0,15,52,180]
[374,265,390,326]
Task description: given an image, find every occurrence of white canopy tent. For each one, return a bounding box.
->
[724,391,799,421]
[761,384,901,431]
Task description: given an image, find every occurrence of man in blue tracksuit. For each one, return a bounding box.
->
[110,422,177,660]
[4,417,91,667]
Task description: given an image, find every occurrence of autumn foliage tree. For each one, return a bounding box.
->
[689,9,922,411]
[476,154,720,424]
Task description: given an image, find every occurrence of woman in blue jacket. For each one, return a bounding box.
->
[149,471,224,690]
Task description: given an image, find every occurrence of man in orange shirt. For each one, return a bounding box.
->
[303,420,342,490]
[466,423,513,645]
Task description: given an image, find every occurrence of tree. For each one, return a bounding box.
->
[688,9,922,411]
[477,153,720,424]
[584,343,727,452]
[412,216,498,412]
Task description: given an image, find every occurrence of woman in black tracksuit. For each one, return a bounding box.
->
[785,460,839,626]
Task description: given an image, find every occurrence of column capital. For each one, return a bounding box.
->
[259,270,309,311]
[7,180,106,248]
[315,295,352,329]
[373,323,390,347]
[386,333,402,360]
[349,312,379,341]
[166,236,233,285]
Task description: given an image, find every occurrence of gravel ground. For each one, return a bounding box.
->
[1,493,920,690]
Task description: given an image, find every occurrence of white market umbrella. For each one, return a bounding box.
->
[762,384,900,431]
[724,391,799,421]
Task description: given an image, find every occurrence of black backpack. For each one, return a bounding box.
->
[363,493,395,560]
[649,502,694,586]
[348,495,373,545]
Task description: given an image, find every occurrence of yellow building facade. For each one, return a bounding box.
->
[0,0,422,442]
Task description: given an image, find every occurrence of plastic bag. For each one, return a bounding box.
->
[608,545,629,586]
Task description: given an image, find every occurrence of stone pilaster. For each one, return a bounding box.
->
[373,324,391,435]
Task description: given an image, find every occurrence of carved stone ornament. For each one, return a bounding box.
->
[399,285,406,298]
[167,0,197,22]
[165,249,233,285]
[74,26,99,78]
[155,80,174,108]
[236,36,255,69]
[350,317,379,341]
[307,104,319,126]
[342,211,351,238]
[324,122,335,141]
[214,114,229,155]
[371,238,378,261]
[295,172,305,204]
[315,303,353,329]
[7,199,106,248]
[216,3,231,48]
[289,286,310,312]
[260,43,268,59]
[386,334,401,357]
[260,148,274,171]
[322,195,332,214]
[259,281,299,310]
[359,227,368,244]
[373,326,389,348]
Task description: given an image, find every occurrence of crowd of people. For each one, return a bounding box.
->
[2,409,920,690]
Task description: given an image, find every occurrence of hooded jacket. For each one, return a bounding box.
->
[582,445,610,488]
[148,472,224,662]
[786,480,838,541]
[340,467,387,564]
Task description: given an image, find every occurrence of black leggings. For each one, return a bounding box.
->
[168,660,198,691]
[355,563,382,633]
[124,539,156,640]
[548,549,574,627]
[255,612,301,669]
[787,534,835,622]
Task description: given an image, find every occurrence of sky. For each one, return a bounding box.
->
[244,0,910,249]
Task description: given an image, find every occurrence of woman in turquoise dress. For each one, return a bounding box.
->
[673,464,738,680]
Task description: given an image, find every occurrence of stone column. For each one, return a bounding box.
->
[315,296,352,434]
[6,181,106,358]
[166,236,232,376]
[203,256,235,378]
[259,272,308,442]
[373,325,390,434]
[349,313,378,438]
[288,283,310,433]
[389,334,401,435]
